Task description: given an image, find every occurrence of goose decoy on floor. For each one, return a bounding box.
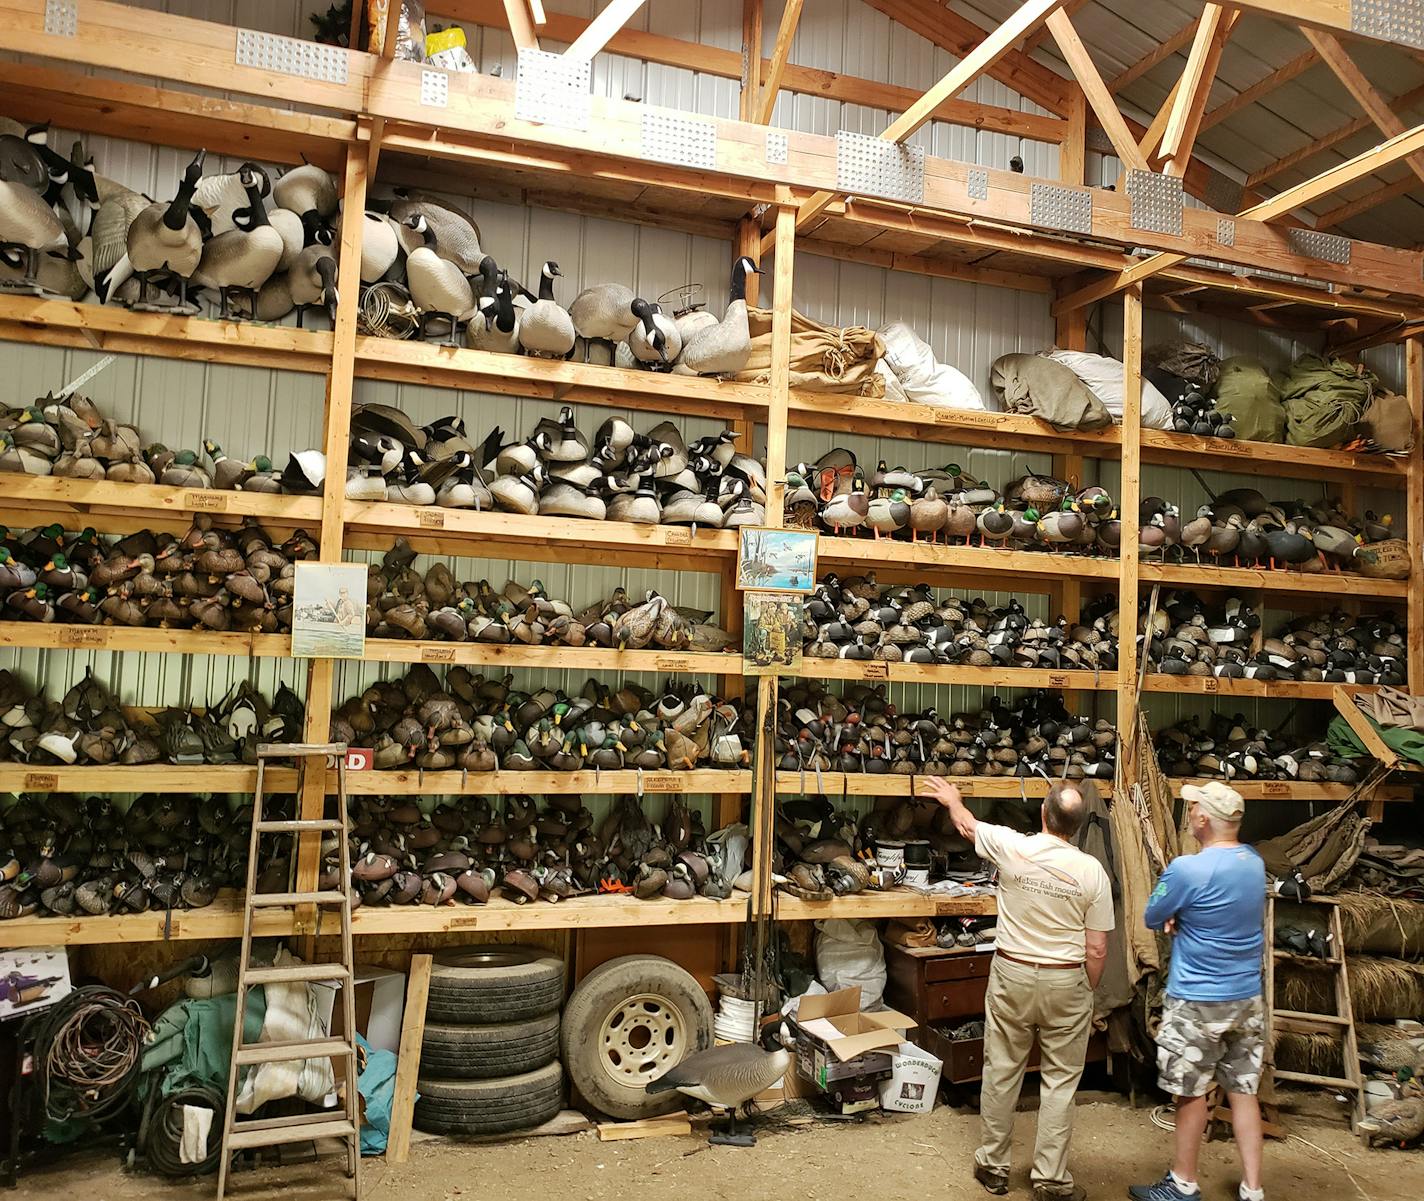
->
[678,256,760,377]
[517,261,576,358]
[569,281,641,360]
[190,165,285,319]
[645,1019,793,1146]
[119,148,206,310]
[403,213,474,340]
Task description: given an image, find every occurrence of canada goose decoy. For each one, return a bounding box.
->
[624,298,682,369]
[272,162,338,239]
[403,214,474,340]
[191,165,284,318]
[388,192,483,274]
[0,167,68,293]
[468,279,521,354]
[360,210,403,283]
[121,148,206,310]
[678,256,761,376]
[569,281,641,359]
[287,241,339,326]
[645,1020,793,1146]
[517,261,576,358]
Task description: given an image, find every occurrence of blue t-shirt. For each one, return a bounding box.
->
[1144,845,1265,1003]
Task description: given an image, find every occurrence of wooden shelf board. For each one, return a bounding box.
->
[1137,429,1406,485]
[1166,779,1410,801]
[806,660,1118,690]
[1142,674,1385,700]
[340,769,752,795]
[0,476,323,533]
[1141,562,1408,599]
[362,640,739,674]
[776,890,997,921]
[0,765,299,793]
[0,294,333,374]
[774,772,1111,797]
[340,891,750,935]
[0,895,290,948]
[0,625,291,657]
[816,537,1120,582]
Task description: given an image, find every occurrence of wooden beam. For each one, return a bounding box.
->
[860,0,1073,116]
[1408,336,1424,692]
[529,0,547,21]
[1023,0,1087,54]
[1047,8,1149,172]
[783,0,1068,237]
[565,0,647,60]
[1057,117,1424,312]
[758,0,804,123]
[1223,0,1424,53]
[1200,47,1319,132]
[1315,174,1416,228]
[503,0,539,51]
[1159,4,1234,176]
[1061,85,1087,185]
[1304,28,1424,189]
[384,954,432,1164]
[1247,81,1424,189]
[379,0,403,58]
[740,0,763,124]
[1116,286,1144,763]
[1108,18,1198,93]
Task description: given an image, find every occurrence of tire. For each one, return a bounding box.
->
[419,1013,560,1079]
[413,1064,563,1136]
[560,954,714,1121]
[426,945,565,1024]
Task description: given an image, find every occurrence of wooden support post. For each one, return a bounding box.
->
[757,0,804,124]
[565,0,647,61]
[739,0,764,124]
[1408,337,1424,691]
[503,0,539,51]
[1116,288,1143,766]
[1060,86,1087,187]
[1159,4,1232,177]
[1047,11,1148,173]
[736,215,763,307]
[385,953,433,1164]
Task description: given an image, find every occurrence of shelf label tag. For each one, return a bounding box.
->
[1203,677,1219,693]
[59,626,108,647]
[1047,673,1068,688]
[185,491,229,511]
[1262,780,1289,797]
[23,773,58,790]
[644,775,683,792]
[862,661,889,679]
[345,748,373,772]
[417,510,445,529]
[449,914,482,928]
[934,408,997,426]
[654,656,691,672]
[421,646,457,663]
[664,528,692,546]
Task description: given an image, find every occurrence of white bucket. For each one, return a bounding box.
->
[874,840,906,886]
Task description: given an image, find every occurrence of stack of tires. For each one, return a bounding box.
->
[413,946,567,1136]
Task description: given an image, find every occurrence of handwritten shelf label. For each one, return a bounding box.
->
[24,773,58,790]
[417,510,445,528]
[644,775,683,791]
[59,626,108,647]
[861,662,889,679]
[1047,673,1068,688]
[664,528,692,546]
[421,645,457,662]
[654,656,690,672]
[1262,781,1289,797]
[185,491,229,511]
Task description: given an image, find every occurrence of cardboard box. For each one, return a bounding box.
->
[323,965,407,1053]
[877,1042,944,1114]
[794,987,915,1091]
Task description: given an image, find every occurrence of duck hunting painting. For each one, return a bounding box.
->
[744,592,803,676]
[737,527,817,593]
[291,562,368,659]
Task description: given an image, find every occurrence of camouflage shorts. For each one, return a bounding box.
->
[1156,995,1265,1098]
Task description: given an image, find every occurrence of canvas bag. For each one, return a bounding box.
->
[876,321,986,409]
[991,352,1112,431]
[1360,389,1414,451]
[1046,348,1174,429]
[1213,355,1286,443]
[1280,354,1374,448]
[1146,340,1222,387]
[730,307,885,395]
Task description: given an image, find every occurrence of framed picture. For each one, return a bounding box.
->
[743,591,804,676]
[0,947,71,1021]
[736,527,818,593]
[291,562,368,659]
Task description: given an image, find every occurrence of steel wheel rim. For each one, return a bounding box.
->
[598,992,688,1086]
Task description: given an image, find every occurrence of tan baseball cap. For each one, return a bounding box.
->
[1181,779,1245,821]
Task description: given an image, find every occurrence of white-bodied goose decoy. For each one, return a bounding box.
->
[678,255,761,376]
[404,213,475,340]
[517,261,575,358]
[190,165,285,318]
[122,148,206,309]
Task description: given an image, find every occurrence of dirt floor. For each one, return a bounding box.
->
[12,1094,1424,1201]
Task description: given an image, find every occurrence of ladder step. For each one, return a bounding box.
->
[257,742,347,758]
[1275,1010,1348,1025]
[1275,1069,1360,1090]
[255,820,346,833]
[227,1118,357,1150]
[1272,951,1343,965]
[245,963,351,986]
[234,1038,356,1066]
[248,890,349,907]
[231,1109,353,1135]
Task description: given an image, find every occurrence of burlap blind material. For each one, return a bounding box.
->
[729,307,885,394]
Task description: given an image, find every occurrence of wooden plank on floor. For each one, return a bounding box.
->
[597,1113,694,1141]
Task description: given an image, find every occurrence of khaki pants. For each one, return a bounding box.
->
[976,955,1093,1188]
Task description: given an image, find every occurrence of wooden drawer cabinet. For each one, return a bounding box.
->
[885,943,993,1025]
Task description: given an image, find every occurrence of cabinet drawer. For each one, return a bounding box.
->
[925,952,993,984]
[926,976,990,1022]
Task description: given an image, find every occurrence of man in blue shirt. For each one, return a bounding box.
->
[1130,781,1267,1201]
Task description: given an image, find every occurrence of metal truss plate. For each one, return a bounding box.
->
[1127,170,1184,236]
[1204,171,1245,216]
[835,131,925,204]
[1352,0,1424,51]
[766,131,788,166]
[515,48,591,131]
[43,0,76,36]
[641,112,718,170]
[421,69,449,108]
[235,30,349,84]
[967,168,989,201]
[1216,218,1236,248]
[1287,226,1352,266]
[1030,183,1093,235]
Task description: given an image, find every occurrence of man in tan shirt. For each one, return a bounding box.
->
[929,777,1113,1201]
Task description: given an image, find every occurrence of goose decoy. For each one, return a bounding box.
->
[272,162,338,239]
[190,165,284,318]
[623,299,681,369]
[120,148,206,309]
[359,210,403,283]
[517,261,575,358]
[0,167,68,293]
[645,1020,792,1146]
[403,214,474,339]
[678,256,760,376]
[469,278,521,354]
[568,281,641,359]
[388,192,483,274]
[286,241,339,326]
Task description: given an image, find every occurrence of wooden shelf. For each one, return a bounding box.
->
[774,772,1111,797]
[0,293,333,373]
[1142,674,1386,700]
[1141,562,1408,599]
[806,660,1116,690]
[0,896,291,948]
[1166,778,1411,801]
[776,890,997,921]
[361,640,740,675]
[816,536,1121,583]
[0,765,299,793]
[340,769,752,795]
[0,625,292,657]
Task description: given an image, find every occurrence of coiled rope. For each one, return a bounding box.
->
[28,985,150,1124]
[139,1082,225,1177]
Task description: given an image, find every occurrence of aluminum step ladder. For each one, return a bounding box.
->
[1265,894,1365,1129]
[216,743,358,1200]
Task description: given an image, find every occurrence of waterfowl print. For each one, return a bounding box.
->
[291,562,368,658]
[743,592,803,677]
[736,527,817,593]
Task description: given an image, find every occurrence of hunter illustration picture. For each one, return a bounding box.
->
[743,592,804,675]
